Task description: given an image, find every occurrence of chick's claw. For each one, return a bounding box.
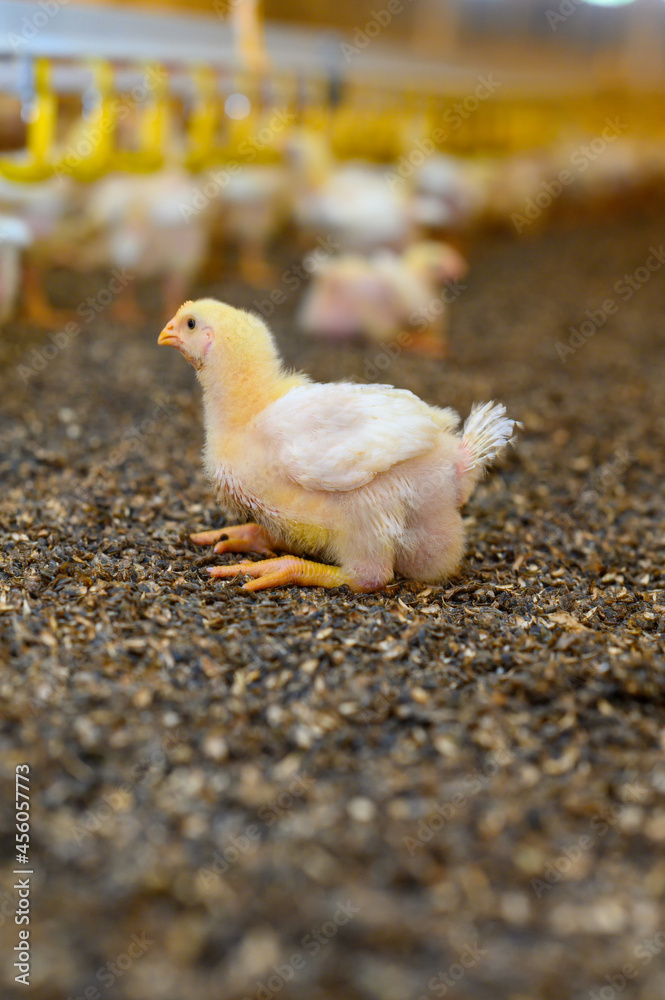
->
[214,524,277,556]
[190,523,277,555]
[190,528,230,546]
[207,556,351,592]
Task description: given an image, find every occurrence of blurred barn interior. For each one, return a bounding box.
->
[1,0,665,339]
[1,6,665,1000]
[0,7,665,1000]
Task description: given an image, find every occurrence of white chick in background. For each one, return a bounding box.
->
[216,164,291,286]
[86,169,210,323]
[298,240,468,358]
[0,215,31,324]
[287,129,414,252]
[484,151,557,231]
[0,175,81,325]
[413,154,491,235]
[557,139,642,216]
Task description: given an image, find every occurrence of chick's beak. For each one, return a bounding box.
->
[158,322,180,348]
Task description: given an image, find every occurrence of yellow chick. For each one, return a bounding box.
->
[158,299,518,592]
[298,241,468,358]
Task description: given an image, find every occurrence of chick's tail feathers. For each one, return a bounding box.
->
[462,401,517,470]
[457,401,519,506]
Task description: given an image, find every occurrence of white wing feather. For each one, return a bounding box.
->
[257,382,459,492]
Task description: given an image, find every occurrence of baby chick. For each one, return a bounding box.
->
[158,299,517,592]
[0,214,31,324]
[298,241,467,358]
[287,131,414,253]
[0,175,81,326]
[216,165,290,286]
[86,169,210,323]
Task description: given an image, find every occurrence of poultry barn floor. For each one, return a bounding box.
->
[1,213,664,1000]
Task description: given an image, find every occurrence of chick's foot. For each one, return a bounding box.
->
[112,285,146,326]
[23,297,74,329]
[190,522,278,556]
[403,330,447,359]
[22,263,73,328]
[239,247,278,288]
[207,555,355,592]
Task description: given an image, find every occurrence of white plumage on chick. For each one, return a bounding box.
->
[0,175,82,324]
[85,169,210,321]
[216,164,290,285]
[0,215,31,323]
[298,240,468,358]
[287,130,414,252]
[414,154,491,234]
[158,298,518,593]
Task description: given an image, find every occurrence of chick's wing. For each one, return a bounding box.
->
[255,382,459,492]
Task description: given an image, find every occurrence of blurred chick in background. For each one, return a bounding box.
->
[484,151,556,232]
[0,215,31,324]
[0,175,82,325]
[84,168,210,323]
[413,153,491,237]
[287,129,415,252]
[158,298,517,592]
[298,240,467,358]
[554,139,643,220]
[216,163,291,286]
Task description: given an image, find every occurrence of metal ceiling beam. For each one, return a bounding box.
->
[0,0,626,97]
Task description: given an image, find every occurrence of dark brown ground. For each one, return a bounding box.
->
[1,214,664,1000]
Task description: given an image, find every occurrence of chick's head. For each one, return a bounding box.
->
[158,298,278,375]
[404,241,468,287]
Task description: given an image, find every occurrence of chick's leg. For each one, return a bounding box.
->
[22,258,72,327]
[239,244,277,288]
[208,556,363,592]
[190,522,279,556]
[395,507,464,583]
[404,330,447,359]
[402,315,448,359]
[112,282,145,326]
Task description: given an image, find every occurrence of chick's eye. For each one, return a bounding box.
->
[187,318,196,330]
